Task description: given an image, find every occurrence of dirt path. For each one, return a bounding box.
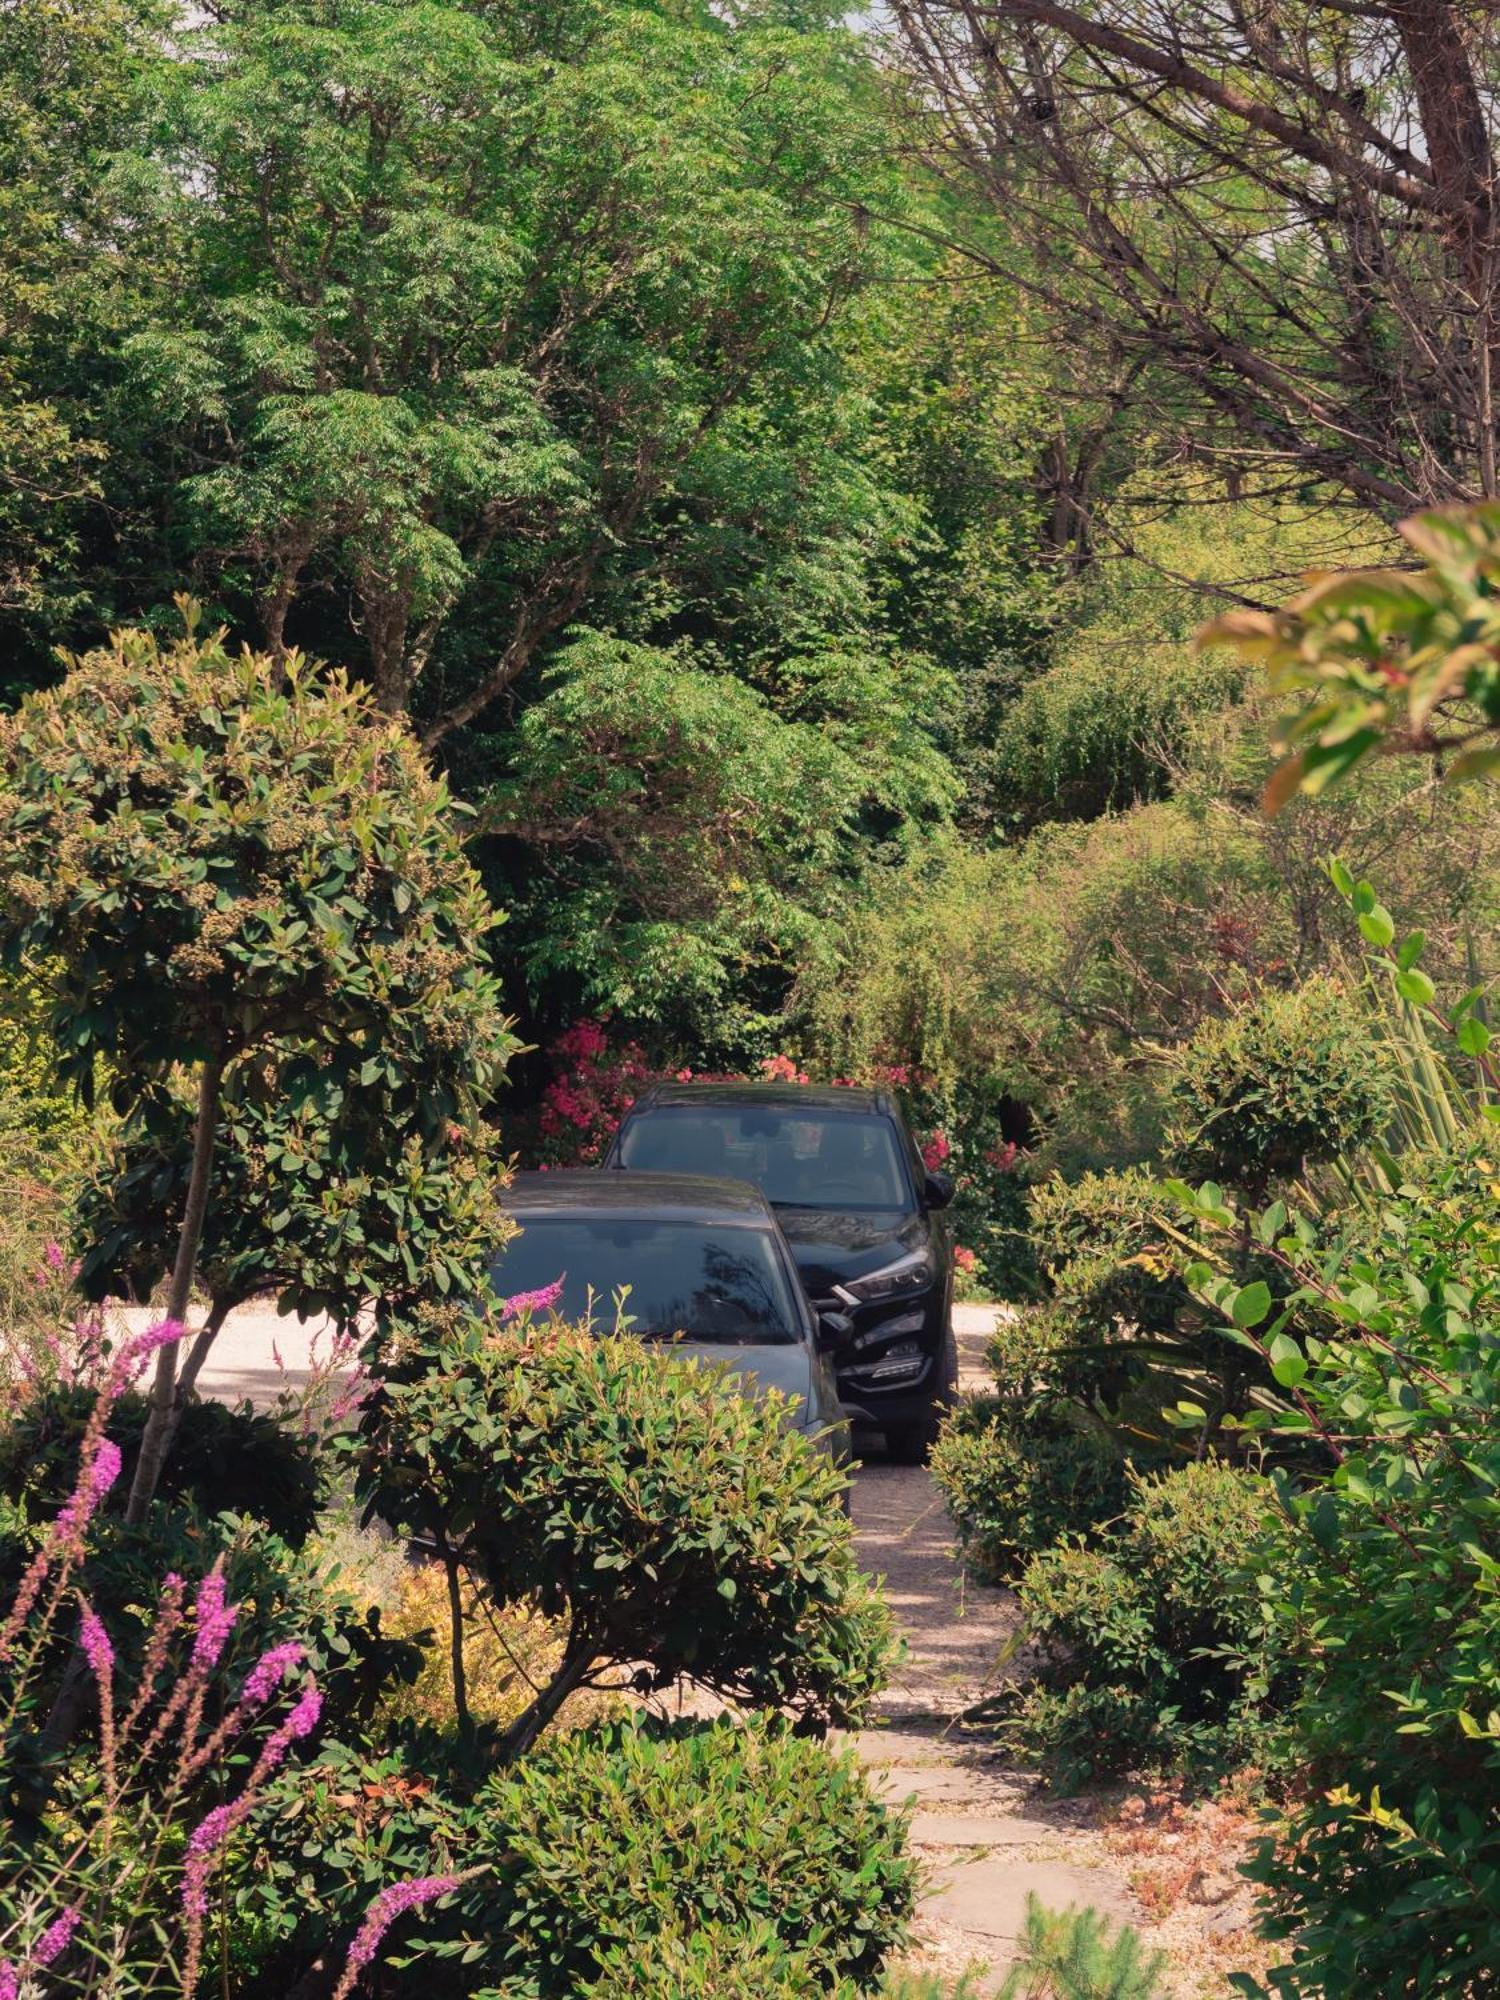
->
[847,1306,1143,1990]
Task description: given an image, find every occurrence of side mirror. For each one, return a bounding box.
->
[923,1170,955,1210]
[816,1309,855,1354]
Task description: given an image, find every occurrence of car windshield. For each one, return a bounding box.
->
[488,1216,801,1345]
[618,1108,911,1211]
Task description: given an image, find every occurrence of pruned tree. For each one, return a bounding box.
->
[0,613,516,1521]
[890,0,1500,517]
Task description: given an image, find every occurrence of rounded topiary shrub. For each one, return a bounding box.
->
[468,1716,914,1994]
[931,1403,1125,1582]
[1006,1460,1287,1785]
[360,1312,898,1746]
[1167,976,1390,1193]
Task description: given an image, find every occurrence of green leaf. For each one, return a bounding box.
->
[1269,1332,1307,1387]
[1232,1280,1273,1328]
[1358,904,1396,948]
[1396,930,1426,971]
[1394,966,1436,1007]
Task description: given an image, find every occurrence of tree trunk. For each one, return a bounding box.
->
[441,1543,472,1737]
[498,1630,596,1763]
[124,1052,225,1525]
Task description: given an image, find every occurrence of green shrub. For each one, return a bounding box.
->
[997,1894,1168,1999]
[0,1386,326,1546]
[931,1403,1125,1582]
[1006,1461,1286,1785]
[461,1716,914,1994]
[1176,1143,1500,1995]
[1167,976,1390,1194]
[993,640,1247,825]
[359,1312,898,1748]
[579,1920,864,1997]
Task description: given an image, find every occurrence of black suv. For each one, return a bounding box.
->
[606,1082,955,1461]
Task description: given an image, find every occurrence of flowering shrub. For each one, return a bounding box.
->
[0,1319,466,1996]
[533,1020,655,1166]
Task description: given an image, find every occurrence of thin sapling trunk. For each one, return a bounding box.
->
[125,1053,225,1524]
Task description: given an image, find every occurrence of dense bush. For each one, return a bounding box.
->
[993,640,1247,825]
[0,1385,326,1546]
[458,1716,914,1994]
[1004,1461,1286,1787]
[1177,1135,1500,1995]
[1167,976,1389,1194]
[0,618,515,1517]
[932,1403,1125,1583]
[360,1311,897,1749]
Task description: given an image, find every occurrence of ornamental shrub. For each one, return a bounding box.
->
[931,1404,1125,1583]
[0,617,516,1519]
[446,1716,915,1994]
[0,1322,444,1996]
[1167,976,1389,1195]
[359,1310,897,1750]
[1174,1139,1500,1995]
[1005,1461,1287,1787]
[0,1385,326,1546]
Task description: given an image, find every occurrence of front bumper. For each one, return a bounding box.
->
[817,1292,950,1426]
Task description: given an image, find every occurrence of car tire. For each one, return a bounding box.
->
[884,1418,939,1466]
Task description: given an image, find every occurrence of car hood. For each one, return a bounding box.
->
[772,1207,927,1295]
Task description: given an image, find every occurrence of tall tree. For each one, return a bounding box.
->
[891,0,1500,516]
[115,0,899,736]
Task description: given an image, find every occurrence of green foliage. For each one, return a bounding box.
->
[0,1386,325,1547]
[488,631,951,1027]
[995,642,1247,825]
[0,618,511,1113]
[1201,504,1500,802]
[1005,1462,1286,1786]
[1167,976,1391,1194]
[437,1716,914,1994]
[1177,1138,1500,1995]
[72,1075,504,1325]
[116,0,905,727]
[996,1895,1169,2000]
[359,1312,897,1739]
[931,1404,1125,1583]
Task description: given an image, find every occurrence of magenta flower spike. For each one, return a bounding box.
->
[499,1275,565,1322]
[189,1569,238,1671]
[34,1907,80,1969]
[333,1876,460,1999]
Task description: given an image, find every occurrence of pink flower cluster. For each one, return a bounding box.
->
[920,1130,951,1171]
[0,1906,80,1994]
[499,1276,565,1322]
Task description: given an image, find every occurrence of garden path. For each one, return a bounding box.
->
[849,1305,1144,1991]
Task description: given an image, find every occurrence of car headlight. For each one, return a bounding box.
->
[837,1250,935,1304]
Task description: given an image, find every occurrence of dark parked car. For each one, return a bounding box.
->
[490,1170,850,1464]
[606,1083,955,1461]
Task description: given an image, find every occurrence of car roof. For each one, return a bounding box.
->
[626,1080,890,1115]
[505,1169,776,1225]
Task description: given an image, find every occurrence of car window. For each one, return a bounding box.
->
[489,1216,801,1344]
[618,1109,911,1210]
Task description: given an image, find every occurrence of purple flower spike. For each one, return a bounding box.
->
[240,1640,304,1707]
[287,1684,322,1739]
[80,1605,113,1684]
[190,1568,238,1671]
[499,1275,565,1322]
[335,1876,459,1997]
[34,1908,80,1969]
[88,1438,122,1501]
[0,1960,17,2000]
[181,1803,236,1919]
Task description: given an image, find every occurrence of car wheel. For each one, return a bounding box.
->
[884,1418,939,1467]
